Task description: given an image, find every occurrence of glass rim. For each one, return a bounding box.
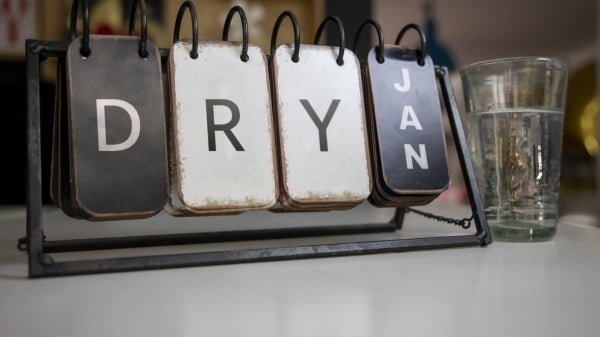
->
[460,56,568,74]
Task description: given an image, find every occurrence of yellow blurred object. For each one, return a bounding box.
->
[580,98,598,156]
[565,61,598,157]
[90,0,122,32]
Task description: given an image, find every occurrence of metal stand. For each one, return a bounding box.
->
[21,39,491,278]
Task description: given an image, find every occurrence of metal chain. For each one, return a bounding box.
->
[405,207,473,229]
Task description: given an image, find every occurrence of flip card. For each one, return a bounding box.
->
[66,35,168,220]
[166,40,278,215]
[270,44,372,211]
[362,46,449,207]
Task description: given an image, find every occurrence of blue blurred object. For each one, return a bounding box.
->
[423,1,455,71]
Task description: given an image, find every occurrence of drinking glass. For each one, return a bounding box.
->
[460,57,568,241]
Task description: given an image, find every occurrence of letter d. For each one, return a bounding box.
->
[96,99,141,152]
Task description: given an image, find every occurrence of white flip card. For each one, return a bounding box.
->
[167,40,278,215]
[270,44,372,210]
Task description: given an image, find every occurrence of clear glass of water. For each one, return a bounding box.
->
[460,57,568,241]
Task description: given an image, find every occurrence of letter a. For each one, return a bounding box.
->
[404,144,429,169]
[399,105,423,130]
[393,68,411,92]
[96,99,141,152]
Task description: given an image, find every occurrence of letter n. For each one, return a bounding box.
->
[404,144,429,169]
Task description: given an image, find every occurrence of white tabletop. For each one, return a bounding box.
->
[1,203,599,337]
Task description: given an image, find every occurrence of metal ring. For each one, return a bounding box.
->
[313,16,345,66]
[222,6,250,62]
[173,1,199,59]
[352,19,384,63]
[68,0,91,57]
[394,23,427,66]
[128,0,149,58]
[270,11,300,63]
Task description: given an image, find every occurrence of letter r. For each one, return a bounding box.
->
[206,99,245,151]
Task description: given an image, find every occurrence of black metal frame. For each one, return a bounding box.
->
[21,39,491,278]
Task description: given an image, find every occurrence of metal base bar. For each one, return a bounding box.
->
[35,234,482,278]
[23,39,490,278]
[41,222,399,253]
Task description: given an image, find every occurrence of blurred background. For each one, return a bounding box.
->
[0,0,597,219]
